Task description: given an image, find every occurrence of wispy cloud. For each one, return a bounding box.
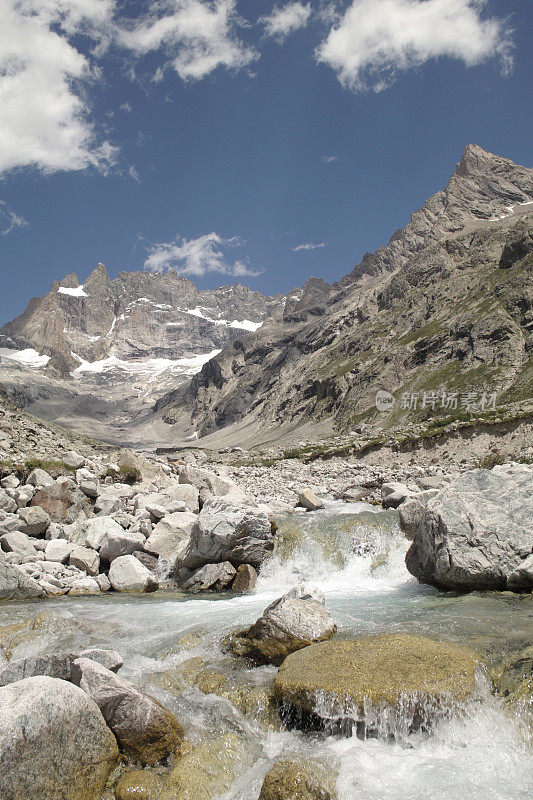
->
[317,0,513,93]
[128,165,141,183]
[292,241,327,251]
[321,155,337,163]
[260,2,311,42]
[119,101,132,112]
[144,232,263,277]
[117,0,258,82]
[0,201,28,236]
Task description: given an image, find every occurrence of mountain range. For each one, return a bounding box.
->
[1,144,532,450]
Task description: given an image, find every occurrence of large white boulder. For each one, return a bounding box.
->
[108,555,159,592]
[144,511,197,563]
[0,675,119,799]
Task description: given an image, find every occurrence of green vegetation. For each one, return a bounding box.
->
[0,457,76,482]
[108,462,142,484]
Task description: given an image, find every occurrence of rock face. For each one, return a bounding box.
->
[274,635,479,726]
[406,464,533,591]
[71,657,185,765]
[228,585,337,665]
[258,760,337,800]
[0,264,292,444]
[0,675,119,800]
[158,146,533,445]
[181,499,275,569]
[0,551,44,599]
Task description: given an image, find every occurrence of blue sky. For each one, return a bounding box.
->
[0,0,531,326]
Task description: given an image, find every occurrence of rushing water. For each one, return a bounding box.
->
[1,501,531,799]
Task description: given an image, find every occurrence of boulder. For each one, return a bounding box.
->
[228,585,336,665]
[144,512,196,563]
[99,529,146,562]
[297,490,324,511]
[69,545,100,576]
[44,539,74,563]
[115,771,164,800]
[181,499,275,570]
[381,482,414,509]
[0,552,44,599]
[274,635,479,727]
[27,468,55,487]
[231,563,257,594]
[68,576,100,595]
[109,555,159,592]
[182,561,236,592]
[0,675,119,799]
[398,498,425,539]
[63,451,85,469]
[0,489,17,514]
[133,550,159,571]
[492,646,533,706]
[258,760,337,800]
[71,657,184,765]
[179,465,251,505]
[405,464,533,591]
[1,530,39,560]
[17,506,51,536]
[83,516,124,550]
[160,733,256,800]
[0,648,121,686]
[30,482,89,523]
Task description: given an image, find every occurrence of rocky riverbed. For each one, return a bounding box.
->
[0,393,532,800]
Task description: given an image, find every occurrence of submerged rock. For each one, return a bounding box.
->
[274,634,479,729]
[258,760,337,800]
[228,584,336,665]
[406,464,533,591]
[160,733,256,800]
[71,657,185,765]
[492,645,533,706]
[0,675,119,799]
[231,563,257,593]
[114,770,164,800]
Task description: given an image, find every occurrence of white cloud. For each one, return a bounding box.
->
[317,0,513,93]
[292,241,327,251]
[0,0,117,176]
[321,155,337,163]
[117,0,258,82]
[260,2,311,41]
[0,201,28,236]
[119,101,132,112]
[128,164,141,182]
[144,232,262,277]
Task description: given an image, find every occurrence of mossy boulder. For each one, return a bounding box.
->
[492,645,533,705]
[160,733,256,800]
[274,634,479,727]
[115,770,163,799]
[258,760,337,800]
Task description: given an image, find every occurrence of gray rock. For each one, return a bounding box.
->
[144,511,196,563]
[179,465,251,504]
[71,657,184,765]
[406,464,533,591]
[63,450,85,469]
[67,575,101,595]
[228,583,337,665]
[297,490,324,511]
[94,492,123,516]
[0,675,118,799]
[398,498,425,539]
[99,529,146,562]
[381,482,414,509]
[27,468,55,487]
[44,539,74,563]
[182,561,237,592]
[232,563,257,594]
[0,530,38,560]
[108,554,159,592]
[0,648,121,686]
[133,550,159,571]
[30,482,89,523]
[1,475,19,489]
[83,516,124,550]
[181,499,275,570]
[96,573,111,591]
[0,552,44,599]
[69,545,100,576]
[507,553,533,590]
[0,489,16,514]
[17,505,51,536]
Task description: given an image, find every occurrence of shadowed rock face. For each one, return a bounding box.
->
[159,145,533,442]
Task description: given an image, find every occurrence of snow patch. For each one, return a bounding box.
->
[58,285,88,297]
[169,307,263,331]
[73,349,221,378]
[0,348,50,368]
